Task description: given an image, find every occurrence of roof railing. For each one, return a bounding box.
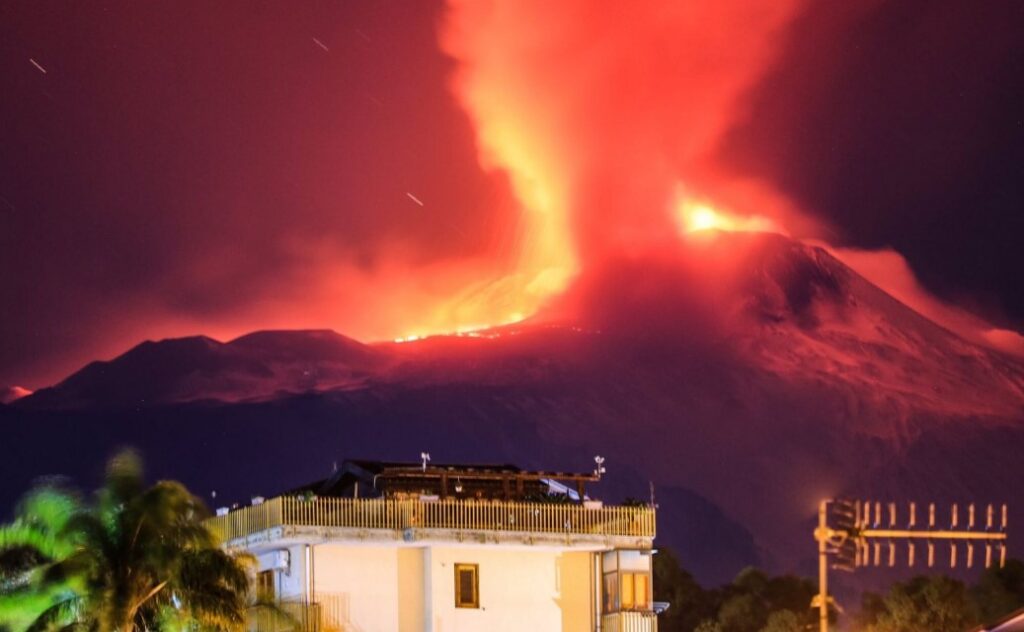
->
[209,496,655,543]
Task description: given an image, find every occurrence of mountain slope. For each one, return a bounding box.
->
[21,329,391,409]
[6,232,1023,586]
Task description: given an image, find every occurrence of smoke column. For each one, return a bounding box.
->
[440,0,1024,356]
[441,0,805,288]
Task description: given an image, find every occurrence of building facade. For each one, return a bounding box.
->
[210,460,659,632]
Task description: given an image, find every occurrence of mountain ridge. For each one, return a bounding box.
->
[6,232,1023,586]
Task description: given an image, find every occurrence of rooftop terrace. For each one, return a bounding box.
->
[209,495,656,546]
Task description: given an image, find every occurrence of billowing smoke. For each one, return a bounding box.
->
[440,0,1023,357]
[441,0,807,283]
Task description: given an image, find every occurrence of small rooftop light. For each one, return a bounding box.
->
[420,452,431,472]
[216,507,229,516]
[593,455,606,479]
[251,496,265,506]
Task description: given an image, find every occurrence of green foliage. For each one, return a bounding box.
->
[713,568,816,632]
[654,547,716,631]
[0,449,257,632]
[622,497,650,508]
[857,562,1024,632]
[860,575,978,632]
[521,491,575,504]
[759,609,804,632]
[972,558,1024,623]
[654,550,816,632]
[653,542,1024,632]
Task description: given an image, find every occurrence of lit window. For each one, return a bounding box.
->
[454,563,479,608]
[602,550,652,613]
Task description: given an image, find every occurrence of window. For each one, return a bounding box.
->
[602,550,652,613]
[620,572,649,609]
[256,570,275,601]
[454,563,479,608]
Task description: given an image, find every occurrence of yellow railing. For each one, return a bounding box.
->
[210,496,655,542]
[602,611,659,632]
[247,595,355,632]
[248,599,323,632]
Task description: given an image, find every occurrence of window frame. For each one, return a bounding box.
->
[454,563,480,609]
[601,550,653,613]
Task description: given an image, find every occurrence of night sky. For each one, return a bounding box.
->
[2,1,1023,389]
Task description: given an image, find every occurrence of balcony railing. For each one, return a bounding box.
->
[602,611,659,632]
[210,496,655,543]
[249,600,322,632]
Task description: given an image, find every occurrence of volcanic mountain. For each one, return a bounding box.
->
[5,232,1023,586]
[20,329,391,409]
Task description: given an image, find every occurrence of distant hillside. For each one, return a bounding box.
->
[20,330,391,409]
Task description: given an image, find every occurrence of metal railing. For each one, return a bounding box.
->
[602,611,659,632]
[210,496,655,543]
[249,599,325,632]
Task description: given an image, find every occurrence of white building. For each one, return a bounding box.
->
[211,459,659,632]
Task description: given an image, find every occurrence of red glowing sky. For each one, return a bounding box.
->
[1,1,1023,388]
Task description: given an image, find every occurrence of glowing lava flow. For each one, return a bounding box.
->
[676,197,782,236]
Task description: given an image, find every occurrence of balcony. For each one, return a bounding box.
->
[602,611,659,632]
[209,496,655,544]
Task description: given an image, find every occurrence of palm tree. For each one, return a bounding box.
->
[0,450,258,632]
[0,486,80,630]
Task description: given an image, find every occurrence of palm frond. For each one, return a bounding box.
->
[24,592,82,632]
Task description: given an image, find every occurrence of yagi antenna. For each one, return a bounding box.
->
[814,498,1009,632]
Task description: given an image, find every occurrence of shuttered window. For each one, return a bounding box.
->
[454,563,479,608]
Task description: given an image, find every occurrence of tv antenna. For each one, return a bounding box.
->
[812,499,1008,632]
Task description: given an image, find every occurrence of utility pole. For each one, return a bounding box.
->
[813,499,1008,632]
[815,501,830,632]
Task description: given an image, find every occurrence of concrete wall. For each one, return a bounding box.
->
[424,547,593,632]
[264,542,595,632]
[312,544,411,632]
[397,548,425,632]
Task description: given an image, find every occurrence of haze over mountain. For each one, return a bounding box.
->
[5,232,1023,587]
[0,386,31,405]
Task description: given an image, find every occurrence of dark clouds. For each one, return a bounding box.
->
[720,0,1024,327]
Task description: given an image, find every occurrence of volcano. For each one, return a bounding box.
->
[5,232,1023,586]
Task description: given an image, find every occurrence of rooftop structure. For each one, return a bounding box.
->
[211,458,658,632]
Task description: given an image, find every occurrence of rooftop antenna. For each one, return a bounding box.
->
[593,455,606,480]
[421,452,431,472]
[813,499,1008,632]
